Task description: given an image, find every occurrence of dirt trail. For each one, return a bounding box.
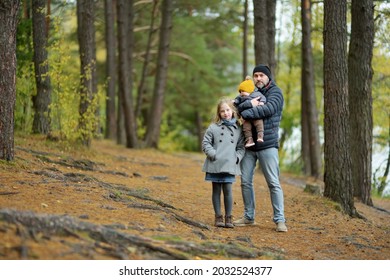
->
[0,135,389,260]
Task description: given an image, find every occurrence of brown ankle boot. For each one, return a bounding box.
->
[215,215,224,227]
[257,132,264,142]
[245,137,255,147]
[225,215,234,228]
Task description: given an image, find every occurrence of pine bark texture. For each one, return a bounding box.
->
[136,0,159,121]
[348,0,374,206]
[32,0,52,134]
[301,0,322,178]
[104,0,117,140]
[77,0,97,146]
[242,0,249,78]
[145,0,173,148]
[323,0,356,216]
[116,0,137,148]
[253,0,276,74]
[0,0,20,161]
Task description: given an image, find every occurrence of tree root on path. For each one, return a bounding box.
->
[0,208,188,260]
[31,167,211,231]
[0,208,261,260]
[125,202,210,230]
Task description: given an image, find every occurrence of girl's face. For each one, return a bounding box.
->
[219,103,233,120]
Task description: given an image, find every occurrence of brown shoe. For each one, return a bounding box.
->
[225,215,234,228]
[257,132,264,142]
[215,215,224,227]
[245,137,255,147]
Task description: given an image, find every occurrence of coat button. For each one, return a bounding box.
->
[221,133,224,135]
[231,140,234,143]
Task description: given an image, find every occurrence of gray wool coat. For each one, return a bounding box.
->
[202,120,245,176]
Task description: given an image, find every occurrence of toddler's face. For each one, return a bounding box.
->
[239,91,250,97]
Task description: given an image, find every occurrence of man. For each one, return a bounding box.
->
[233,64,287,232]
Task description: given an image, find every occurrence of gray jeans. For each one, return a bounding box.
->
[240,148,285,223]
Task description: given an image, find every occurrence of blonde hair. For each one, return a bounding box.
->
[212,97,239,124]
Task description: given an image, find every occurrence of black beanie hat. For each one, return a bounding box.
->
[253,64,271,79]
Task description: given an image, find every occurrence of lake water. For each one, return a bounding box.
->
[282,128,389,196]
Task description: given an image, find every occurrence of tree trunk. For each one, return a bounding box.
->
[136,0,159,121]
[116,0,137,148]
[46,0,51,37]
[323,0,357,216]
[253,0,267,66]
[348,0,374,206]
[145,0,173,148]
[0,0,20,161]
[116,94,126,145]
[18,1,33,132]
[242,0,248,78]
[104,0,117,140]
[77,0,97,147]
[301,89,311,175]
[32,0,52,135]
[253,0,276,74]
[266,0,276,75]
[301,0,311,175]
[301,0,322,178]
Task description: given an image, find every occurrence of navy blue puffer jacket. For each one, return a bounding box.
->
[238,80,283,151]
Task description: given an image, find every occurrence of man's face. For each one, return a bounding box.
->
[253,72,269,89]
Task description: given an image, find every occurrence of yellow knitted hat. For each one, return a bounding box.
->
[238,76,255,93]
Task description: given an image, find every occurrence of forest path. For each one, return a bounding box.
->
[0,135,389,260]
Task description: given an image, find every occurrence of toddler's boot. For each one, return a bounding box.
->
[257,132,264,142]
[245,137,255,147]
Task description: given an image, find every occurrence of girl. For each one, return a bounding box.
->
[202,98,245,228]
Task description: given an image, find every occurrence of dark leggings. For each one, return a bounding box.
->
[212,182,233,216]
